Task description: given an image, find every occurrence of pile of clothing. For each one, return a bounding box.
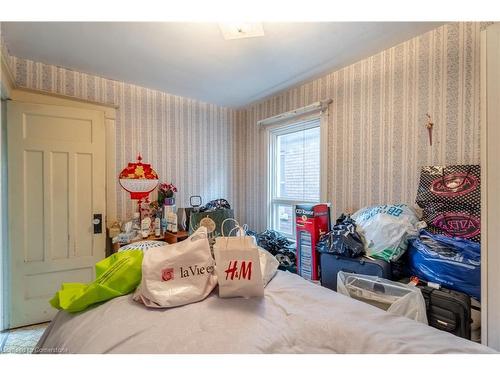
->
[198,198,231,212]
[248,229,297,273]
[316,214,365,258]
[317,205,424,262]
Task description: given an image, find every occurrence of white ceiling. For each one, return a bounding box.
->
[1,22,443,108]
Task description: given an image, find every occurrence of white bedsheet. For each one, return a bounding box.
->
[36,271,495,354]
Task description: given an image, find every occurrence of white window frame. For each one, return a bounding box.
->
[263,101,330,239]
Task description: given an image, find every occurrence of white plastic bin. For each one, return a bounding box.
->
[337,271,428,324]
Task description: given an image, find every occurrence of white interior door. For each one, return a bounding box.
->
[7,101,106,328]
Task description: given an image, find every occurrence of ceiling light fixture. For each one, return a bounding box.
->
[218,23,264,40]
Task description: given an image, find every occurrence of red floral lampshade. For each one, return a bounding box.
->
[119,154,159,200]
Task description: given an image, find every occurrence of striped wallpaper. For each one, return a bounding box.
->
[1,22,486,232]
[236,22,483,231]
[2,45,239,221]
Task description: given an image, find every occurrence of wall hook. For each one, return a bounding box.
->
[425,113,434,146]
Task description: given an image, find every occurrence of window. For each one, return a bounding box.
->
[268,117,322,239]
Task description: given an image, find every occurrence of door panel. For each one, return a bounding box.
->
[24,267,94,299]
[24,150,45,263]
[50,151,69,260]
[75,152,93,257]
[23,113,93,143]
[8,101,106,328]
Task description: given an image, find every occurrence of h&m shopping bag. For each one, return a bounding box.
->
[133,227,217,308]
[214,235,265,298]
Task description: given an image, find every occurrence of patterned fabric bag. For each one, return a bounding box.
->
[416,165,480,208]
[422,202,480,243]
[416,165,481,243]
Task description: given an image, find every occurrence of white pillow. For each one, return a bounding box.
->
[258,246,279,286]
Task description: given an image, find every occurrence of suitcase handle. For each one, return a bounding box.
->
[341,268,357,274]
[335,255,366,265]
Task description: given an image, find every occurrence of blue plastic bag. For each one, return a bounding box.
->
[407,230,480,300]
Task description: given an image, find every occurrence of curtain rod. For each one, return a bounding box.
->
[257,99,332,127]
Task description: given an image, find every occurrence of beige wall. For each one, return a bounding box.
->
[1,40,240,221]
[2,22,485,233]
[236,22,483,231]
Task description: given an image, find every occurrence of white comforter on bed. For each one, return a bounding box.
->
[36,271,495,354]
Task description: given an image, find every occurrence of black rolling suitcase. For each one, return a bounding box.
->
[319,253,391,291]
[417,284,472,340]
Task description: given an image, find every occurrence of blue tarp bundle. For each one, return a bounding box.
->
[407,230,481,301]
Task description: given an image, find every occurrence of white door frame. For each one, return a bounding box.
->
[481,22,500,350]
[0,51,15,331]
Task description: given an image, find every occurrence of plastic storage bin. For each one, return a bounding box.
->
[337,271,428,324]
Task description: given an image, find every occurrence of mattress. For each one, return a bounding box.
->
[35,271,495,354]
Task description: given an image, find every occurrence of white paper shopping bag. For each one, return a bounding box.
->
[133,227,217,308]
[214,236,264,298]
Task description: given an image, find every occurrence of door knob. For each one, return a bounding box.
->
[93,214,103,234]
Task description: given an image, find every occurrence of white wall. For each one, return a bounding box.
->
[481,22,500,351]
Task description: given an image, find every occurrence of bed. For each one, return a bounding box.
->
[35,271,495,354]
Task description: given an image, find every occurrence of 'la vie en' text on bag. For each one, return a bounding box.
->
[133,227,217,308]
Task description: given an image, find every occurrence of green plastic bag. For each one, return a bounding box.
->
[50,250,143,313]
